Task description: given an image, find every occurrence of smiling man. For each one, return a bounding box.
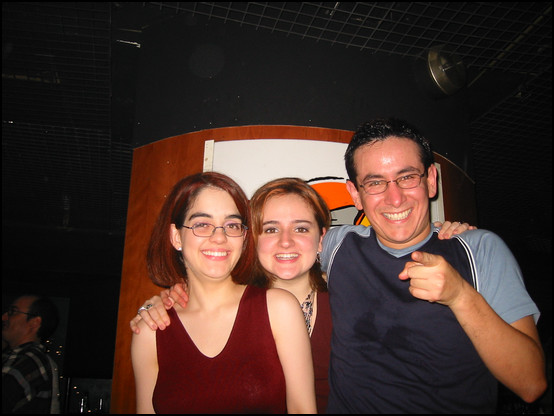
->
[321,117,547,413]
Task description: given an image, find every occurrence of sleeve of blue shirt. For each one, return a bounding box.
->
[455,229,540,324]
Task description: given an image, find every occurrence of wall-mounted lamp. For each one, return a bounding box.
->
[414,45,467,99]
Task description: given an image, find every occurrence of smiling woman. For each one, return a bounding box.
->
[130,171,316,414]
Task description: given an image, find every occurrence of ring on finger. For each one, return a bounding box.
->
[137,303,154,314]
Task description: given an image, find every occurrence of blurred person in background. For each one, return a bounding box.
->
[3,294,60,414]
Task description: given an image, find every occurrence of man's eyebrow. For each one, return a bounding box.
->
[361,166,421,180]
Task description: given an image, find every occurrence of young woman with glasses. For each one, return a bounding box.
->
[130,172,316,414]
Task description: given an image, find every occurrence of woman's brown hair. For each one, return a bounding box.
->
[146,172,255,287]
[249,177,331,292]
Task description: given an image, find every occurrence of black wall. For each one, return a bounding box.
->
[132,13,473,177]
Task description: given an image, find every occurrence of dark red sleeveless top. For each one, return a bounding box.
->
[152,285,286,414]
[311,291,332,413]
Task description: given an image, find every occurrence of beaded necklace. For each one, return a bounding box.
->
[300,290,316,337]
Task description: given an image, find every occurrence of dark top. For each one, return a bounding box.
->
[2,342,55,414]
[311,291,332,414]
[152,285,286,414]
[326,230,497,414]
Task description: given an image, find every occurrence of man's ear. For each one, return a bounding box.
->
[346,180,364,211]
[28,315,42,333]
[427,164,438,199]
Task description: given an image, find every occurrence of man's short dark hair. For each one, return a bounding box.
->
[27,296,60,343]
[345,117,435,184]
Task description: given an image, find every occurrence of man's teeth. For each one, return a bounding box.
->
[383,209,411,221]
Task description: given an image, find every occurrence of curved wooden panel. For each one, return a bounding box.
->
[434,153,477,225]
[110,125,475,413]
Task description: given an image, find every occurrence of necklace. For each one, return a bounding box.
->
[300,290,316,337]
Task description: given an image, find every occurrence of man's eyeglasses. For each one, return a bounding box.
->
[359,173,425,195]
[6,306,36,317]
[183,222,248,238]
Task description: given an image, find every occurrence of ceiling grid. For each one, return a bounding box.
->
[2,2,551,255]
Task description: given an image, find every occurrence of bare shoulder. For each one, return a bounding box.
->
[266,287,298,306]
[265,287,303,323]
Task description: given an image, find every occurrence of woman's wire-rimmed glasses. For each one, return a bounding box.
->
[182,222,248,237]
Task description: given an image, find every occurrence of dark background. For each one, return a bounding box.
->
[2,2,551,404]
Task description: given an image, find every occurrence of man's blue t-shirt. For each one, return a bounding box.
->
[321,226,539,413]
